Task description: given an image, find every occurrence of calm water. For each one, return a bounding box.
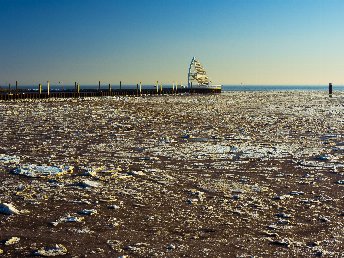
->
[222,85,344,91]
[3,84,344,92]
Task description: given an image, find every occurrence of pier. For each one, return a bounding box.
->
[0,84,221,101]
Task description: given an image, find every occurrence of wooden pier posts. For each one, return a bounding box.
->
[0,79,221,101]
[58,81,63,92]
[47,81,50,96]
[329,83,333,97]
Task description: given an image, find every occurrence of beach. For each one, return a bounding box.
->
[0,91,343,257]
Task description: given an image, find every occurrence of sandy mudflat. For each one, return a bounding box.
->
[0,91,343,257]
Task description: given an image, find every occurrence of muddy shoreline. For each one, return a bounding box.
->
[0,92,343,257]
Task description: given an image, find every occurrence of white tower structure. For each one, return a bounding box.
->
[188,57,221,90]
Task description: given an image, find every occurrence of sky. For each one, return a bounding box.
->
[0,0,344,86]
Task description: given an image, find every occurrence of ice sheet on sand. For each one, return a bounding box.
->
[0,203,21,215]
[12,164,73,177]
[0,154,20,164]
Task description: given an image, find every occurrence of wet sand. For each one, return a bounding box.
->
[0,91,343,257]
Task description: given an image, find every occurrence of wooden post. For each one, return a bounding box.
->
[329,83,333,97]
[136,83,139,96]
[109,83,111,93]
[77,83,80,94]
[39,84,42,95]
[120,81,122,90]
[59,81,63,92]
[47,81,50,96]
[98,81,101,91]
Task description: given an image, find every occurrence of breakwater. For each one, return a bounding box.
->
[0,84,221,101]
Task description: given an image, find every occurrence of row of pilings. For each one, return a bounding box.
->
[0,82,221,101]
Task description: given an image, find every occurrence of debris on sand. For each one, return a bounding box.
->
[33,244,68,256]
[0,203,20,215]
[5,237,20,245]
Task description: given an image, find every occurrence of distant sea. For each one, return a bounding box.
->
[3,84,344,92]
[222,85,344,91]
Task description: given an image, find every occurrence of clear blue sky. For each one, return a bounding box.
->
[1,0,344,85]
